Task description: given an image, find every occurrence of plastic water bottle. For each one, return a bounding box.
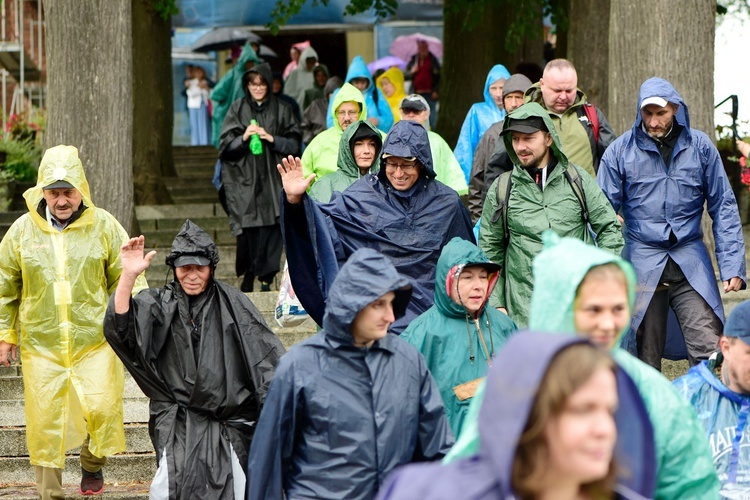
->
[249,119,263,155]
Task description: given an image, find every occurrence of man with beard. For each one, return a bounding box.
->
[479,102,623,327]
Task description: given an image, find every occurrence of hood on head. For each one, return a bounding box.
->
[345,55,374,92]
[338,120,382,176]
[165,219,220,269]
[502,73,533,99]
[323,248,412,342]
[297,46,319,72]
[377,120,435,183]
[528,231,636,346]
[633,77,689,130]
[330,83,368,131]
[434,237,500,318]
[242,63,273,101]
[483,64,511,108]
[236,42,260,69]
[376,66,406,92]
[501,102,567,168]
[478,332,655,497]
[25,145,94,218]
[312,64,329,89]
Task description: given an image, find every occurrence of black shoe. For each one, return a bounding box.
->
[80,467,104,495]
[260,281,272,292]
[240,274,254,293]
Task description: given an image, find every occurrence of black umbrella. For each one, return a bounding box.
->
[191,27,261,53]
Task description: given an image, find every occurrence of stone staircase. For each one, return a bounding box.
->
[165,146,220,205]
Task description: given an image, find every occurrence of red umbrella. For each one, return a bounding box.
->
[389,33,443,62]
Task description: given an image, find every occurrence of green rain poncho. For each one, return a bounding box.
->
[0,145,148,467]
[308,120,382,203]
[210,43,260,148]
[446,232,720,499]
[478,102,623,327]
[301,83,372,185]
[401,237,517,437]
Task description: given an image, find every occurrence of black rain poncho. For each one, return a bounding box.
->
[103,220,285,499]
[247,248,454,500]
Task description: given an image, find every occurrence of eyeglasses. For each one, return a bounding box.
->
[336,110,359,118]
[385,161,418,172]
[248,82,268,89]
[400,108,423,115]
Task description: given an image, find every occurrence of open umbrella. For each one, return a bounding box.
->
[367,56,407,75]
[191,27,261,53]
[258,44,278,59]
[389,33,443,62]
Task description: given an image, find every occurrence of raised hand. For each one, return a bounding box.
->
[120,235,157,278]
[277,155,316,204]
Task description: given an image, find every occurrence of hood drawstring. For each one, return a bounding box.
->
[465,314,494,365]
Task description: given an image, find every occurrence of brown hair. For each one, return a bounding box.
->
[575,263,629,302]
[512,343,618,499]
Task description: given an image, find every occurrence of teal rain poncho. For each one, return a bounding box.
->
[446,232,720,499]
[401,238,517,436]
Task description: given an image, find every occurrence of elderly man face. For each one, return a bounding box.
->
[384,156,421,191]
[43,187,82,222]
[175,264,212,296]
[540,67,578,113]
[336,101,361,130]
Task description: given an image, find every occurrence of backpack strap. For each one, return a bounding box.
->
[562,166,590,225]
[489,171,513,253]
[582,103,600,144]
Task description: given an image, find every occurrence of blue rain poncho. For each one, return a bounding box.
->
[598,77,747,357]
[376,332,656,500]
[453,65,511,182]
[247,248,453,500]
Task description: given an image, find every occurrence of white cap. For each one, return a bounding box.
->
[640,96,669,109]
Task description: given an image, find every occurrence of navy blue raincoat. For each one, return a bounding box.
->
[598,78,747,356]
[246,248,454,500]
[376,333,657,500]
[282,120,475,334]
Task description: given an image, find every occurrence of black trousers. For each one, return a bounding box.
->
[236,223,283,291]
[636,258,722,371]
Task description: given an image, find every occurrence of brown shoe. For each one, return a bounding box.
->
[79,467,104,495]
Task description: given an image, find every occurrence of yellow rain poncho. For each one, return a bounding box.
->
[376,67,407,124]
[0,145,146,468]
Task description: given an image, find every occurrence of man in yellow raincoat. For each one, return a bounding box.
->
[0,145,146,499]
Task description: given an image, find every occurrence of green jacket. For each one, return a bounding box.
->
[308,119,382,203]
[400,238,517,437]
[428,130,469,196]
[301,83,369,185]
[478,102,623,327]
[447,232,721,500]
[210,43,260,148]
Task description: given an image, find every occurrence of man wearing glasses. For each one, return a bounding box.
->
[279,119,475,334]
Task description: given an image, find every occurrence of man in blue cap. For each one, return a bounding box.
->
[674,300,750,496]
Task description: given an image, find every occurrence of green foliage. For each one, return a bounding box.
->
[0,135,41,183]
[151,0,179,20]
[268,0,405,34]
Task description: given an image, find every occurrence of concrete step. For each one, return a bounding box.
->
[0,424,153,457]
[136,203,223,221]
[164,187,222,205]
[140,227,234,247]
[163,176,216,190]
[173,145,217,158]
[0,372,147,401]
[0,482,150,499]
[0,398,149,427]
[0,453,157,485]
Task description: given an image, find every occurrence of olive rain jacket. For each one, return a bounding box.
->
[211,43,260,147]
[0,145,148,467]
[308,120,382,203]
[104,220,285,500]
[247,248,453,500]
[448,232,721,499]
[219,63,301,235]
[478,102,624,327]
[326,55,394,133]
[377,332,656,500]
[400,238,517,436]
[525,82,616,177]
[301,83,369,183]
[282,120,475,334]
[453,65,511,182]
[674,357,750,497]
[598,77,746,357]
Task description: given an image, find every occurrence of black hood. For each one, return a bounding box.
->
[242,63,273,101]
[165,219,220,268]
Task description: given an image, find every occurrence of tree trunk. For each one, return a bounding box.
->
[44,0,134,229]
[437,0,543,147]
[607,0,715,136]
[566,0,611,113]
[45,0,174,232]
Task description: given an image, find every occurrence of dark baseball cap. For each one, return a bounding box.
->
[172,255,211,267]
[725,300,750,344]
[399,94,429,112]
[502,115,548,135]
[43,180,74,190]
